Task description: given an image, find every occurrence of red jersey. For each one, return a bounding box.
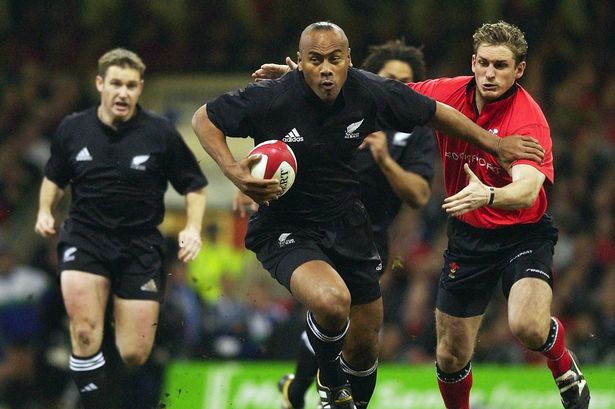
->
[409,76,553,229]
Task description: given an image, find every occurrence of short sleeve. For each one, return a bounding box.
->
[375,77,437,132]
[44,120,72,188]
[165,129,208,194]
[206,82,271,138]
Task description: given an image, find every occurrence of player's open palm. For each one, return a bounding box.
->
[442,163,490,216]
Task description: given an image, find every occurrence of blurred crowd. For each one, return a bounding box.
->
[0,1,613,408]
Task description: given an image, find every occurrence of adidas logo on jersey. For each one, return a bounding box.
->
[80,383,99,393]
[76,147,93,161]
[344,118,364,139]
[282,128,303,143]
[140,279,158,292]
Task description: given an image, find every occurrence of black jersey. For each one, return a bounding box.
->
[206,68,436,223]
[45,106,207,231]
[356,126,436,242]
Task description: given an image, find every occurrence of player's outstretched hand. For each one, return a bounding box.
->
[442,163,490,216]
[227,155,282,205]
[252,57,296,81]
[233,190,258,218]
[359,131,391,165]
[497,135,544,170]
[34,211,56,237]
[178,226,202,262]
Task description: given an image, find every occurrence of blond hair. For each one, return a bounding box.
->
[473,21,528,64]
[97,48,146,78]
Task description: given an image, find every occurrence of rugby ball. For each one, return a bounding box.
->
[248,140,297,196]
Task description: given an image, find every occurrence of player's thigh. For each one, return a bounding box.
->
[61,270,110,324]
[435,308,483,359]
[113,296,160,358]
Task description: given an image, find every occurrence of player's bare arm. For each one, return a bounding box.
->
[178,187,206,262]
[427,102,544,166]
[442,163,545,216]
[34,177,65,237]
[252,57,296,81]
[359,131,430,207]
[191,104,282,203]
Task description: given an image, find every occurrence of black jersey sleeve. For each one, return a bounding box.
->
[164,128,208,194]
[369,73,437,132]
[206,81,271,138]
[44,116,73,188]
[394,126,437,185]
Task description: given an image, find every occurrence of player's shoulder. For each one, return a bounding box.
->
[139,108,176,129]
[56,107,96,135]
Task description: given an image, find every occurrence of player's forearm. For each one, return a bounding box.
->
[428,102,499,155]
[192,105,238,174]
[184,188,207,232]
[38,177,64,214]
[489,167,544,210]
[380,157,430,208]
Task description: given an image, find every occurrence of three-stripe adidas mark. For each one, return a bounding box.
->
[80,383,99,393]
[282,128,303,143]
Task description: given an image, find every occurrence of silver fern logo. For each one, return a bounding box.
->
[130,155,150,170]
[344,119,364,139]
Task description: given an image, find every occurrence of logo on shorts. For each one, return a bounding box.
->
[140,279,158,292]
[130,155,150,170]
[80,383,98,393]
[448,261,459,278]
[63,246,77,262]
[278,233,295,247]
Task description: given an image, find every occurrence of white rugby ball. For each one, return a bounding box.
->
[248,140,297,196]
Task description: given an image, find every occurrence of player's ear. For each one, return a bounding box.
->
[514,61,526,80]
[96,75,104,92]
[296,51,303,71]
[348,48,352,67]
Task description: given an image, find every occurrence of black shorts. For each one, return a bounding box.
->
[245,200,382,305]
[57,219,166,302]
[436,215,558,318]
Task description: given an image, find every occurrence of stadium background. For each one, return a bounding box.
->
[0,1,613,408]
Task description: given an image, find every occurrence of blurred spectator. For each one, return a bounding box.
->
[0,240,50,408]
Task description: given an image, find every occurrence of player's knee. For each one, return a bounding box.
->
[120,349,150,367]
[436,343,470,372]
[118,343,152,367]
[509,320,544,348]
[311,286,351,327]
[72,321,100,350]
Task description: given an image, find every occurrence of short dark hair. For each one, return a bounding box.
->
[472,21,528,64]
[360,39,427,81]
[97,48,146,79]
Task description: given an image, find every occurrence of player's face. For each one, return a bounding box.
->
[298,30,351,105]
[378,59,413,83]
[96,65,143,124]
[472,43,525,107]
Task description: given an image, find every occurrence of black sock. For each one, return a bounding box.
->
[70,351,114,409]
[305,310,348,388]
[340,356,378,409]
[289,331,319,407]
